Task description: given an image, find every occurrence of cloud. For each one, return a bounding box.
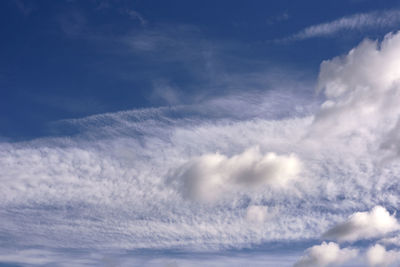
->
[310,31,400,138]
[266,12,290,25]
[379,235,400,247]
[380,117,400,160]
[1,85,398,253]
[246,205,270,224]
[58,10,88,37]
[322,206,399,242]
[13,0,34,16]
[169,147,301,202]
[0,248,101,266]
[294,242,358,267]
[0,96,316,251]
[286,10,400,41]
[5,28,400,262]
[126,9,147,25]
[366,244,400,267]
[149,80,182,105]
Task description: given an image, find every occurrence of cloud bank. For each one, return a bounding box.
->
[3,27,400,266]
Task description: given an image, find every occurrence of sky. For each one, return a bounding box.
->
[2,0,400,266]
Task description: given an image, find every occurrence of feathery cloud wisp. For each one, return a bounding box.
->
[286,10,400,41]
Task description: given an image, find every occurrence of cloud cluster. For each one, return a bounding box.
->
[323,206,399,242]
[296,206,400,266]
[170,147,301,202]
[294,242,358,267]
[311,31,400,139]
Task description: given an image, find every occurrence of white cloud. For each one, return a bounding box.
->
[1,87,399,252]
[380,117,400,160]
[379,235,400,247]
[246,205,269,224]
[366,244,400,267]
[294,242,358,267]
[169,147,301,202]
[287,10,400,40]
[126,9,147,25]
[311,31,400,138]
[323,206,399,242]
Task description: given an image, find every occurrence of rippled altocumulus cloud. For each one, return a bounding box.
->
[2,31,400,266]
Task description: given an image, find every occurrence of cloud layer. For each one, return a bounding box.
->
[3,28,400,266]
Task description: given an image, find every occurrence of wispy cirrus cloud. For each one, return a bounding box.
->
[283,9,400,41]
[125,9,147,25]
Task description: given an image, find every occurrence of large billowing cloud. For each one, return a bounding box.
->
[323,206,399,242]
[311,31,400,139]
[366,244,400,267]
[169,147,301,202]
[294,242,358,267]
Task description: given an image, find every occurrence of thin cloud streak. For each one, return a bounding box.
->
[282,9,400,41]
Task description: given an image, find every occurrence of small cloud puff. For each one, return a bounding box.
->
[294,242,358,267]
[170,147,301,202]
[323,206,399,242]
[366,244,400,267]
[246,205,269,224]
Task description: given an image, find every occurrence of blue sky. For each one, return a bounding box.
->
[3,0,400,266]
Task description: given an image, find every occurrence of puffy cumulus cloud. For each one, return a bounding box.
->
[294,242,358,267]
[366,244,400,267]
[170,147,301,202]
[323,206,399,242]
[311,31,400,138]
